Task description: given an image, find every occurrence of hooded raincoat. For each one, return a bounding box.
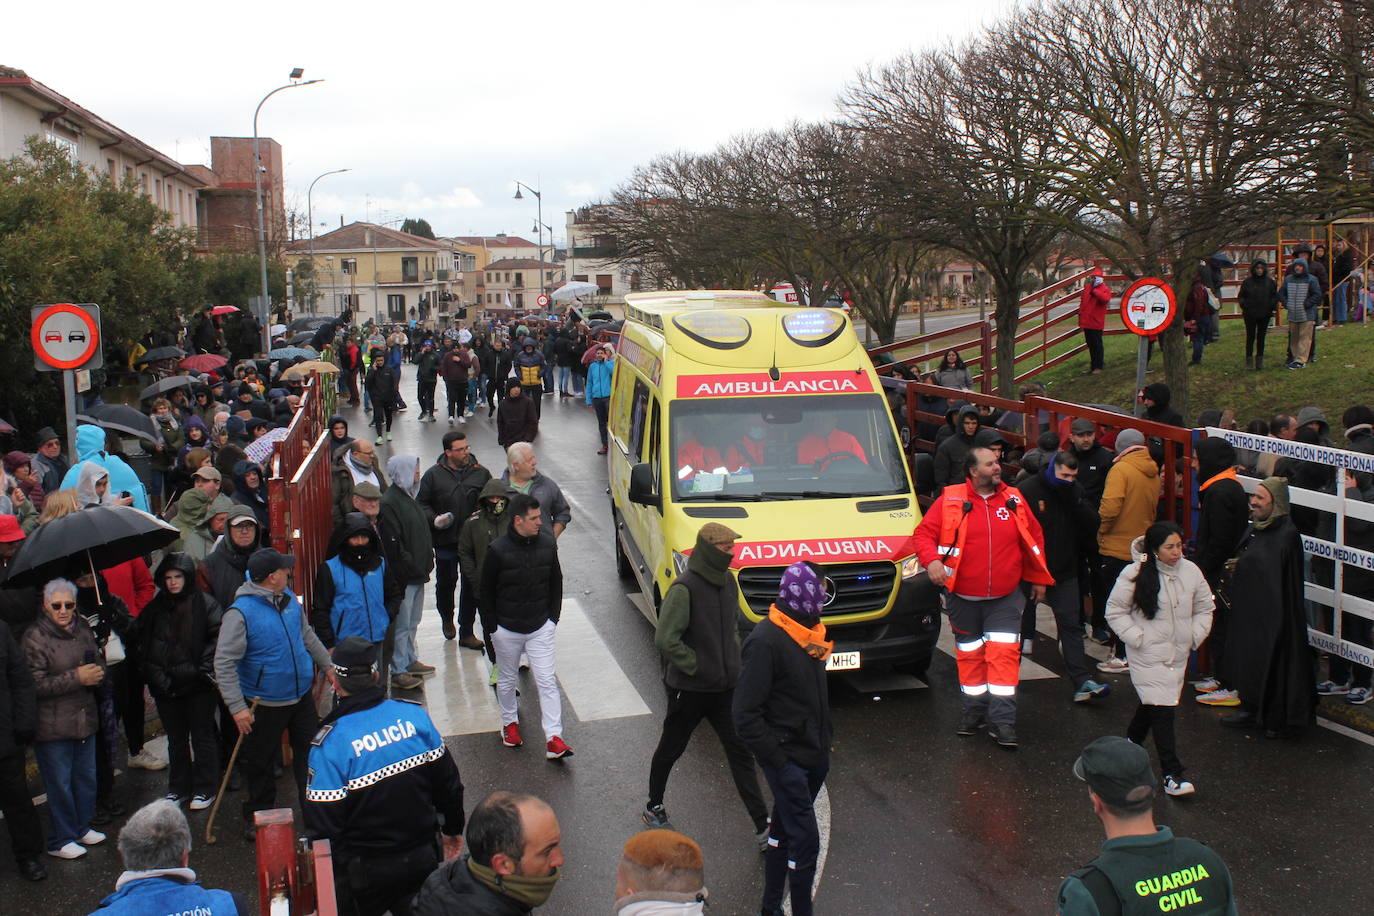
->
[60,425,150,512]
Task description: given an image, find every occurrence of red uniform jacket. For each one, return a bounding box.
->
[913,480,1053,598]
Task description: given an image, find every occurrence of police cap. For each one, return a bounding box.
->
[1073,736,1157,807]
[332,636,378,678]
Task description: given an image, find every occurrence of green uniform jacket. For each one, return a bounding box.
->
[1057,827,1237,916]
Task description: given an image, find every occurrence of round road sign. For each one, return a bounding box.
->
[32,303,101,369]
[1119,278,1176,337]
[536,294,550,308]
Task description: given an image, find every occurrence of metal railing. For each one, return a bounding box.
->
[265,371,333,608]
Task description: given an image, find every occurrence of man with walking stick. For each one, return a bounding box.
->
[213,548,332,842]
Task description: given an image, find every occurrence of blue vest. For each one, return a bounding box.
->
[92,875,238,915]
[325,556,390,643]
[306,698,446,804]
[234,590,314,703]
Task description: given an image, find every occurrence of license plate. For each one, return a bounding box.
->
[825,651,861,671]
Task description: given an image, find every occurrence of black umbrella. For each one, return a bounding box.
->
[2,506,179,588]
[288,331,317,346]
[139,375,197,401]
[1208,251,1236,267]
[135,346,187,365]
[585,309,614,321]
[288,316,332,331]
[76,404,161,444]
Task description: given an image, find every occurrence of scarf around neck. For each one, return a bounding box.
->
[768,605,834,661]
[467,857,559,908]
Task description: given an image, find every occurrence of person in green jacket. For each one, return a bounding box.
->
[380,454,436,690]
[1057,736,1237,915]
[642,522,769,850]
[457,479,511,676]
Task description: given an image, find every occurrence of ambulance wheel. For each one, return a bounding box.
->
[614,521,634,580]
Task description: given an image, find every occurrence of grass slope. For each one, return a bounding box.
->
[1034,320,1374,435]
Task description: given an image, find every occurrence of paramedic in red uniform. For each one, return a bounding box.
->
[913,446,1053,749]
[796,414,868,468]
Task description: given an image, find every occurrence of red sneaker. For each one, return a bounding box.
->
[501,723,523,748]
[545,736,574,760]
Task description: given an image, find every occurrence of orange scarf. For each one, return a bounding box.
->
[1199,466,1239,492]
[768,605,834,661]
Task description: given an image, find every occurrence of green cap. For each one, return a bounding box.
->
[1073,736,1157,807]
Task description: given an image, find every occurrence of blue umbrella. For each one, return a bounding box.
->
[268,346,318,361]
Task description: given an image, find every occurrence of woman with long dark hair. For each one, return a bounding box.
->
[933,349,973,390]
[1106,521,1214,797]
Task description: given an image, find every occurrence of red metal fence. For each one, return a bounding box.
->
[897,382,1198,539]
[266,372,334,608]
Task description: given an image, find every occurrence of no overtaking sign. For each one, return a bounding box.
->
[32,303,103,371]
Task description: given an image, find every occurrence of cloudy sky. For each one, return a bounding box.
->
[5,0,1014,245]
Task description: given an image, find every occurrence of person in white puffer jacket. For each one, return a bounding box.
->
[1106,522,1214,798]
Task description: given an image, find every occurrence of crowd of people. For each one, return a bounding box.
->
[2,286,1370,914]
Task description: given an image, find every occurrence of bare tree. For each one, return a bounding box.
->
[1007,0,1358,416]
[844,35,1083,395]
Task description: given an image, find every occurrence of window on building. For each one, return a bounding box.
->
[513,272,523,288]
[387,294,406,319]
[630,271,642,291]
[338,293,359,312]
[596,274,613,295]
[504,272,511,283]
[341,258,358,275]
[515,293,524,308]
[106,159,116,178]
[45,131,78,163]
[574,274,588,283]
[401,257,419,283]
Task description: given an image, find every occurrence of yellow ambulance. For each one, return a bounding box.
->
[608,290,941,675]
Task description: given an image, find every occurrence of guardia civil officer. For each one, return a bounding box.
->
[304,638,465,916]
[1056,736,1237,916]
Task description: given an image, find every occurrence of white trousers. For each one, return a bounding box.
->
[492,619,562,738]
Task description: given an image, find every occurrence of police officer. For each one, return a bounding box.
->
[305,638,465,916]
[1057,736,1237,915]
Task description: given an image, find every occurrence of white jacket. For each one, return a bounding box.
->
[1106,536,1214,706]
[613,890,707,916]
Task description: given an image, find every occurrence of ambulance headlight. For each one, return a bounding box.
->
[673,551,689,575]
[672,312,751,349]
[900,556,923,580]
[782,309,845,347]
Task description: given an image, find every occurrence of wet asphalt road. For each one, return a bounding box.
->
[4,362,1373,915]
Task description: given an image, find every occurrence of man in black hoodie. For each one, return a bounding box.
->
[733,561,833,916]
[643,523,769,847]
[417,431,492,643]
[933,404,981,488]
[415,341,440,422]
[1140,383,1183,428]
[1017,451,1109,703]
[1238,259,1278,369]
[1190,437,1250,704]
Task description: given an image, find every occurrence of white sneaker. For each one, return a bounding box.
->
[458,416,466,424]
[189,794,215,811]
[1163,775,1195,797]
[78,829,106,846]
[127,750,167,771]
[48,842,86,860]
[464,409,474,417]
[1097,656,1130,674]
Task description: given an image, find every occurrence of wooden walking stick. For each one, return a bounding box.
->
[205,697,260,845]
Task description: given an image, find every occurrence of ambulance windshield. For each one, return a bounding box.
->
[671,394,908,501]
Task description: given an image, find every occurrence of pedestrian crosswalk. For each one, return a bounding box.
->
[413,596,651,738]
[411,589,1115,737]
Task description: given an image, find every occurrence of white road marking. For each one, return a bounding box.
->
[555,598,652,721]
[1318,717,1374,747]
[416,594,649,737]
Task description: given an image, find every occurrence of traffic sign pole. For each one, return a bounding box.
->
[62,370,78,460]
[1134,338,1149,419]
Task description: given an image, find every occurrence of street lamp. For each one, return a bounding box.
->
[513,180,548,298]
[253,68,323,350]
[307,167,350,315]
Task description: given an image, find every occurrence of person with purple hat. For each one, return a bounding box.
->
[732,561,833,916]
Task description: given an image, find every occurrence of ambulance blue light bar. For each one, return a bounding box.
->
[672,312,751,349]
[782,309,846,347]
